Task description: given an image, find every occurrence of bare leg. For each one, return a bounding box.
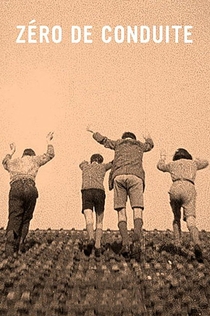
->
[186,215,203,262]
[95,212,104,249]
[84,209,94,240]
[186,216,200,245]
[170,199,182,247]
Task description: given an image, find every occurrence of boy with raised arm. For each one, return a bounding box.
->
[157,148,208,262]
[2,132,55,257]
[87,127,154,257]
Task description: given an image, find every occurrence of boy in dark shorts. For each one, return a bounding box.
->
[157,148,209,262]
[79,154,112,256]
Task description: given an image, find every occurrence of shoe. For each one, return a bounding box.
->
[84,239,95,256]
[194,244,203,263]
[95,248,101,257]
[19,242,26,253]
[120,244,130,257]
[174,245,182,255]
[130,241,141,261]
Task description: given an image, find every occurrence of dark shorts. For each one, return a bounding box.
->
[81,189,106,215]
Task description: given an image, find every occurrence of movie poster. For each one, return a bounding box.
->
[0,0,210,316]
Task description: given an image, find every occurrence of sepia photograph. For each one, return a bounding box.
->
[0,0,210,315]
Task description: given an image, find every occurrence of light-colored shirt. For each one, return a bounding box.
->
[157,158,208,182]
[2,144,55,184]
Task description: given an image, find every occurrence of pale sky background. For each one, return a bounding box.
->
[0,0,209,231]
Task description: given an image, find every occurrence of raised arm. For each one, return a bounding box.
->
[157,150,170,172]
[195,158,209,170]
[79,160,88,170]
[2,143,16,171]
[142,133,154,152]
[93,132,117,149]
[87,126,117,150]
[35,132,55,166]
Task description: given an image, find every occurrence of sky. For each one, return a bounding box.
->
[0,0,209,231]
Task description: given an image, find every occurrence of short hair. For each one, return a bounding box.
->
[173,148,192,161]
[121,132,136,140]
[90,154,104,164]
[22,148,36,157]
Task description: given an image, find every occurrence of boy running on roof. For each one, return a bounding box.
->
[79,154,112,257]
[87,128,154,257]
[157,148,208,262]
[2,132,55,257]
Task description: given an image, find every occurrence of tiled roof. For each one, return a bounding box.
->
[0,228,210,315]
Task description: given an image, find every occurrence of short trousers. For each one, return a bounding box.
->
[113,174,144,210]
[81,188,106,215]
[169,180,196,220]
